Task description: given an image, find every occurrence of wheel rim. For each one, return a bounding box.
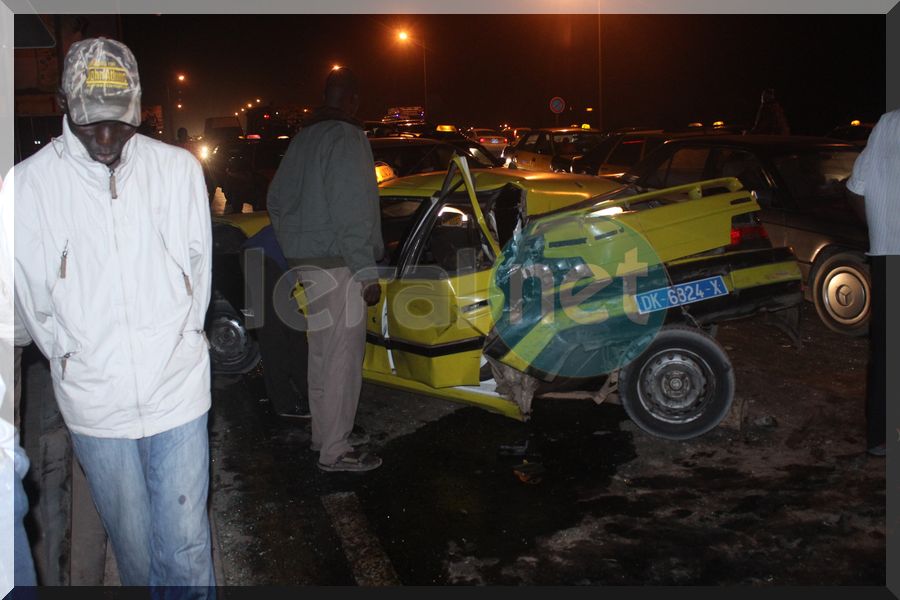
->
[636,348,715,424]
[822,265,869,326]
[208,315,253,368]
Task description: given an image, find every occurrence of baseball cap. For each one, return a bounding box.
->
[62,37,142,127]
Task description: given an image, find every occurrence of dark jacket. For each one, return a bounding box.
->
[266,108,384,275]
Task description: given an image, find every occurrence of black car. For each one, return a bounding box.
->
[212,136,500,211]
[369,136,499,178]
[219,137,291,211]
[826,121,874,147]
[568,127,738,177]
[610,135,867,336]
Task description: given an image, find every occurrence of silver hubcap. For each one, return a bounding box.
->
[822,266,869,325]
[209,316,251,363]
[637,349,714,424]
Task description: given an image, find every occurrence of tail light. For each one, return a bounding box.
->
[728,214,770,250]
[479,138,486,143]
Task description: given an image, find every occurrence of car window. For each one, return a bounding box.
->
[413,203,496,276]
[710,148,768,188]
[552,131,605,155]
[606,137,645,167]
[535,133,552,154]
[646,146,711,188]
[460,145,500,168]
[379,197,427,267]
[519,133,540,152]
[373,145,439,177]
[583,135,619,163]
[771,149,859,208]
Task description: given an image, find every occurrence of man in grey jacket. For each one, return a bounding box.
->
[268,67,384,472]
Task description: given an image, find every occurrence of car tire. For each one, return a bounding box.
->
[618,325,734,440]
[811,251,870,337]
[205,297,260,374]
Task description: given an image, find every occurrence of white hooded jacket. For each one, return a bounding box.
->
[7,117,212,439]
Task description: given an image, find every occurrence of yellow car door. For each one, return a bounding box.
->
[383,157,501,388]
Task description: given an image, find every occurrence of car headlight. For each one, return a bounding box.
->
[200,145,210,160]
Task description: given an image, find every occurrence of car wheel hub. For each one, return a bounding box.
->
[637,350,713,424]
[823,267,869,324]
[208,316,252,366]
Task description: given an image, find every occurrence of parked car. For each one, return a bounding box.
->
[219,137,291,211]
[209,159,802,440]
[212,136,500,211]
[566,128,731,178]
[607,135,867,335]
[392,122,469,141]
[826,120,874,147]
[465,128,508,157]
[504,127,607,172]
[501,126,531,144]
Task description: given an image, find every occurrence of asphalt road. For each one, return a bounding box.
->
[208,303,885,587]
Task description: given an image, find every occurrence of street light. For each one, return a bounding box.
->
[397,30,427,115]
[165,71,187,142]
[332,64,342,71]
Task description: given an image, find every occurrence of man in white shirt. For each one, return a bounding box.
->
[846,108,899,457]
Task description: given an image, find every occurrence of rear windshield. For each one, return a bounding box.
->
[551,131,606,155]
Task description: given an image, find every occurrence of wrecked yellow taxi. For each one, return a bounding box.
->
[209,158,802,439]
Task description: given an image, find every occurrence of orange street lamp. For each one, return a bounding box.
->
[332,64,342,71]
[396,30,427,114]
[177,74,185,82]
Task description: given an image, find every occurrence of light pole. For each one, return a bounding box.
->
[397,30,427,116]
[164,72,186,142]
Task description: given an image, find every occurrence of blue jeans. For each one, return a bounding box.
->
[13,441,36,588]
[70,413,216,597]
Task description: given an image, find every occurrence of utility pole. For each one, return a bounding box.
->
[597,14,603,132]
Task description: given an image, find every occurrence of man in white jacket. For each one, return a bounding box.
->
[9,38,215,594]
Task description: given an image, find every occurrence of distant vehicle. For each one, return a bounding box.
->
[568,127,737,178]
[363,120,401,137]
[392,122,469,141]
[465,128,507,157]
[504,127,606,172]
[215,136,500,211]
[501,126,531,144]
[218,137,291,211]
[203,115,243,146]
[610,135,867,336]
[826,120,874,147]
[382,106,425,123]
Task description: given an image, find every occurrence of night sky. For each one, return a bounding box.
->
[117,14,886,137]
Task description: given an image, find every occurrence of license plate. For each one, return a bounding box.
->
[634,275,728,315]
[490,138,500,143]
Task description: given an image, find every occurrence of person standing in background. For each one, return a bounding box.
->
[846,108,899,457]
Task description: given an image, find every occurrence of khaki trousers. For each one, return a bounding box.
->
[298,266,367,464]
